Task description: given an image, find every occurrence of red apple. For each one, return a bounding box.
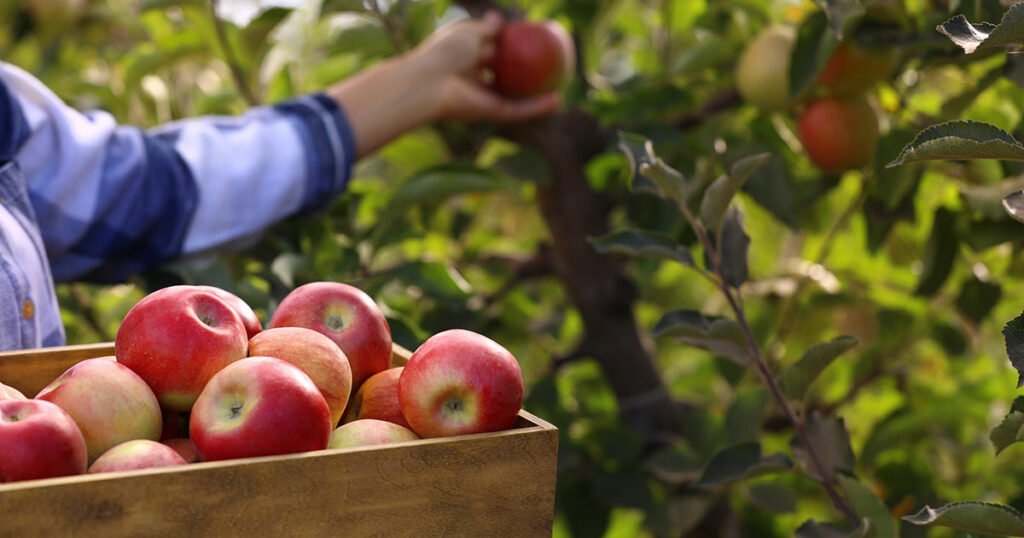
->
[36,358,162,463]
[343,367,410,429]
[115,285,249,411]
[189,356,333,462]
[195,285,263,339]
[0,399,87,483]
[328,419,418,449]
[268,282,392,392]
[247,327,353,426]
[162,438,200,464]
[0,382,26,401]
[399,329,523,438]
[88,440,187,474]
[798,96,879,173]
[492,20,575,98]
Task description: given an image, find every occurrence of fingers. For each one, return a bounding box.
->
[478,11,503,39]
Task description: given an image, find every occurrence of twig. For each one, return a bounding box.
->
[366,0,410,52]
[675,198,861,528]
[208,0,259,106]
[673,89,743,131]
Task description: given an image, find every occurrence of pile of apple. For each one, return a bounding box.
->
[735,22,895,173]
[0,283,524,483]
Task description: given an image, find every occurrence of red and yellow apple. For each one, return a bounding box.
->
[798,96,879,173]
[735,26,796,112]
[399,329,523,438]
[328,419,418,449]
[247,327,353,426]
[268,282,391,392]
[492,20,575,98]
[343,367,409,429]
[0,399,87,483]
[195,285,263,339]
[0,382,25,401]
[88,439,187,474]
[36,358,162,463]
[116,285,249,411]
[189,356,333,462]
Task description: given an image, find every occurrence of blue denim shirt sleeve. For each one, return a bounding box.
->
[0,62,357,284]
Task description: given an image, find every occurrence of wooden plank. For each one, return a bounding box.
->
[0,342,115,396]
[0,421,557,537]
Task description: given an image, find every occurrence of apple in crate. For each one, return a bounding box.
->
[0,382,25,401]
[248,327,353,426]
[190,357,333,461]
[343,367,410,429]
[268,282,392,391]
[195,285,263,339]
[0,399,87,482]
[399,330,523,438]
[88,440,187,474]
[116,285,249,411]
[162,438,200,464]
[36,358,162,463]
[329,419,418,449]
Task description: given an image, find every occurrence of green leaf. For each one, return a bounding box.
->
[903,501,1024,536]
[914,208,958,296]
[589,229,694,266]
[693,442,792,488]
[782,336,859,399]
[837,475,898,538]
[990,399,1024,455]
[713,208,751,288]
[790,412,855,483]
[725,387,769,444]
[887,121,1024,167]
[653,310,752,366]
[378,261,473,302]
[955,276,1002,323]
[1003,312,1024,388]
[747,483,797,514]
[795,520,854,538]
[936,3,1024,54]
[618,133,687,203]
[387,164,516,212]
[698,153,771,232]
[790,11,839,100]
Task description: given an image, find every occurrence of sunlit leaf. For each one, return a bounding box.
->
[699,153,770,233]
[888,121,1024,167]
[904,501,1024,535]
[936,3,1024,54]
[989,396,1024,455]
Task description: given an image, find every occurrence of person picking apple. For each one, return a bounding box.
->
[0,11,560,352]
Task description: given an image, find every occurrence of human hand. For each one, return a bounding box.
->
[408,11,562,123]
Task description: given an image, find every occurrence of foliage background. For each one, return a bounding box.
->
[6,0,1024,535]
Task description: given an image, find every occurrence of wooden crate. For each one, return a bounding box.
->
[0,343,558,537]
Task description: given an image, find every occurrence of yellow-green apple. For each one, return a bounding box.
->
[88,440,187,474]
[247,327,353,426]
[736,26,796,112]
[0,399,87,483]
[328,419,418,449]
[36,358,162,463]
[0,382,25,401]
[798,96,879,172]
[492,20,575,98]
[116,285,249,411]
[162,438,200,464]
[268,282,391,391]
[343,367,409,429]
[399,329,523,438]
[195,285,263,339]
[189,357,333,461]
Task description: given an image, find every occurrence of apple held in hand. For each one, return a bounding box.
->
[88,440,187,474]
[247,327,353,426]
[268,282,391,392]
[0,382,25,401]
[190,357,333,462]
[329,419,418,449]
[116,285,249,412]
[36,358,162,463]
[399,329,523,438]
[492,20,575,98]
[798,96,879,173]
[343,367,409,429]
[0,399,87,483]
[194,285,263,339]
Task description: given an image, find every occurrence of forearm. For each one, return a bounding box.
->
[326,54,442,158]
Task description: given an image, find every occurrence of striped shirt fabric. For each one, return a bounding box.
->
[0,63,357,350]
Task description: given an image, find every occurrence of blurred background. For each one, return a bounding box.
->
[6,0,1024,535]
